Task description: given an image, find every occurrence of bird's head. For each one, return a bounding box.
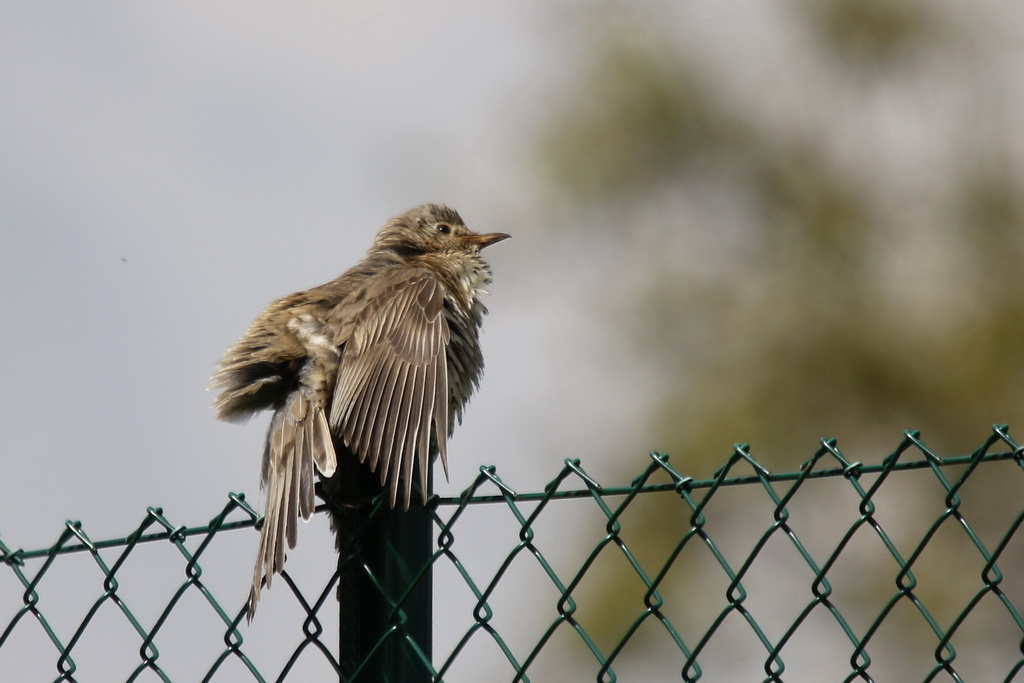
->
[373,204,510,259]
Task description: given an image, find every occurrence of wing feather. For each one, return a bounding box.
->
[418,361,436,497]
[331,274,451,509]
[434,351,449,480]
[381,361,413,494]
[398,364,425,508]
[348,348,389,456]
[366,356,399,471]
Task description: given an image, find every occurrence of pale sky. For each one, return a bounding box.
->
[0,1,660,540]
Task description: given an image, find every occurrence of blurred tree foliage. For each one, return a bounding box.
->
[533,0,1024,675]
[538,0,1023,470]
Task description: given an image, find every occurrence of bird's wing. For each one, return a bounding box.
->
[329,274,450,509]
[210,291,319,422]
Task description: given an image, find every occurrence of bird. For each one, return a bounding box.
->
[210,204,508,620]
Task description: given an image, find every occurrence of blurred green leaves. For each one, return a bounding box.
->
[538,22,750,208]
[798,0,940,67]
[536,0,1024,468]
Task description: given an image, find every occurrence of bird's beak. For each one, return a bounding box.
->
[467,232,511,249]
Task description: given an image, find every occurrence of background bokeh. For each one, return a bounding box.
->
[2,1,1023,680]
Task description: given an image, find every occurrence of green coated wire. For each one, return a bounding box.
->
[1,426,1022,682]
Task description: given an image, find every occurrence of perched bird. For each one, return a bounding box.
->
[210,204,508,619]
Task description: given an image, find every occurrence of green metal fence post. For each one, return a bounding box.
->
[333,457,433,683]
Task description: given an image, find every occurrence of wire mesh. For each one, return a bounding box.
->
[2,425,1023,681]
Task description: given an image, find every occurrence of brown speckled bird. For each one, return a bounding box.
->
[210,204,508,619]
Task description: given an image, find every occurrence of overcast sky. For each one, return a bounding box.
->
[0,1,651,541]
[0,3,661,679]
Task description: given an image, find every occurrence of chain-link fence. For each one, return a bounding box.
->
[2,425,1023,682]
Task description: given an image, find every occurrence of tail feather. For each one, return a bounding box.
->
[246,392,337,621]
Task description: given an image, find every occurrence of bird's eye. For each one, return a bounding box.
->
[436,223,451,234]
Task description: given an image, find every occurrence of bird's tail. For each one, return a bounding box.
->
[247,392,336,621]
